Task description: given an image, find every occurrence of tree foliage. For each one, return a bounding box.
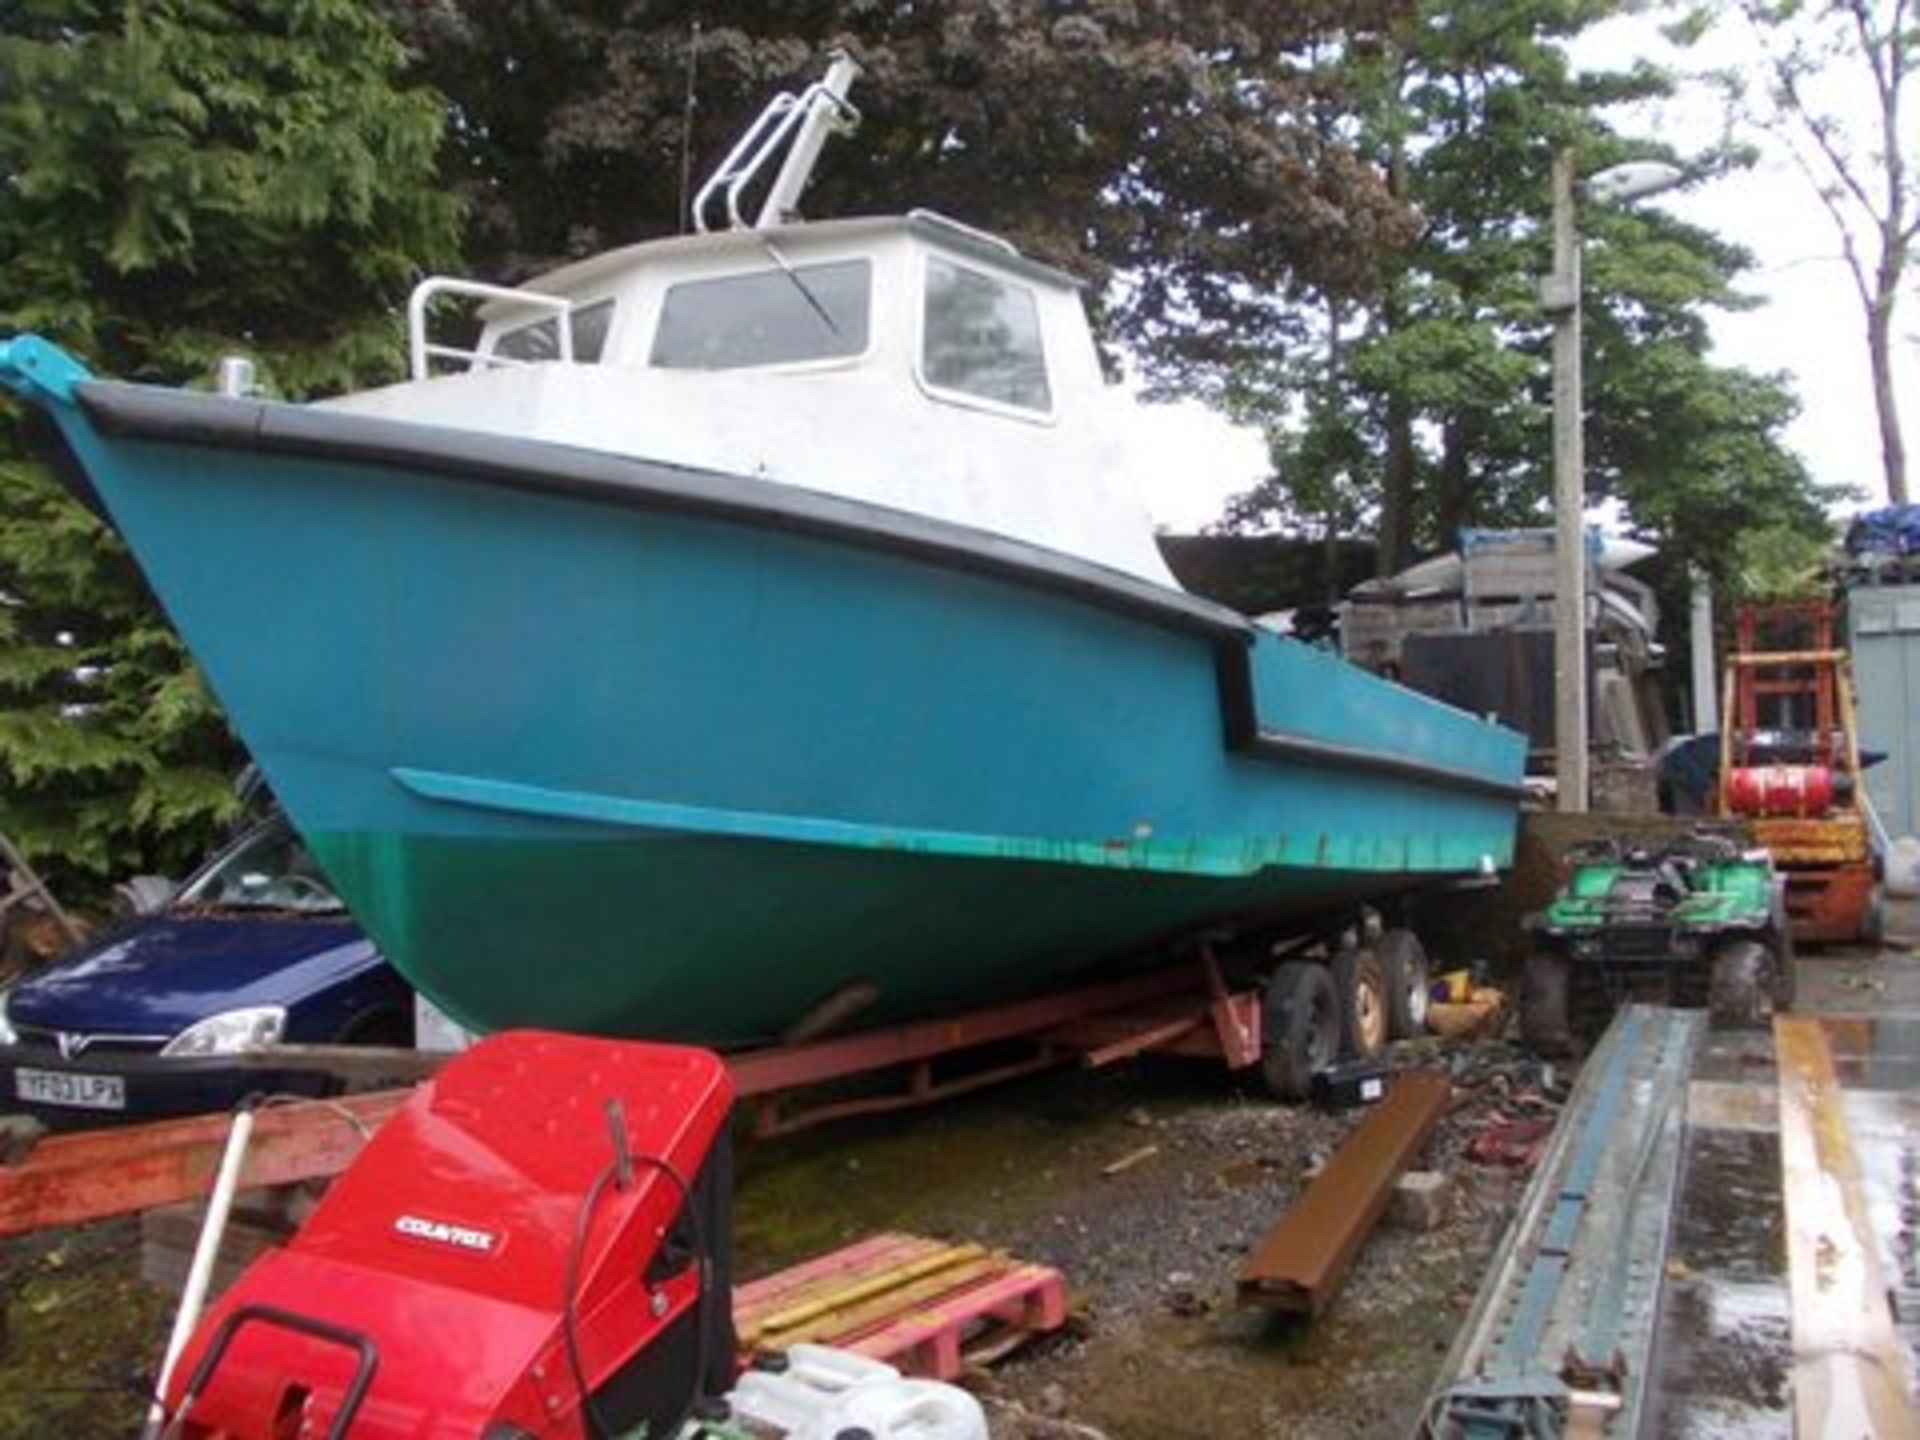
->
[0,0,462,892]
[386,1,1421,365]
[1218,0,1834,597]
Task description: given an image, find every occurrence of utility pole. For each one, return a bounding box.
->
[1539,153,1686,811]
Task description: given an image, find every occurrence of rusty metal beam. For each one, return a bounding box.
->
[1237,1071,1450,1314]
[1774,1016,1920,1440]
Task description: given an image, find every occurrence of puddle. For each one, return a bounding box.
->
[1647,1127,1790,1436]
[1668,1129,1786,1281]
[1690,1027,1777,1087]
[1824,1016,1920,1090]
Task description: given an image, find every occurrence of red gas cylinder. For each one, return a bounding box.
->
[1725,764,1835,818]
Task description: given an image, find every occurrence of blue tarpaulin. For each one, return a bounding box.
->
[1846,505,1920,556]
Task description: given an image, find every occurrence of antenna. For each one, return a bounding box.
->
[677,20,701,235]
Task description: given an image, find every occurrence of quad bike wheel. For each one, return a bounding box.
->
[1769,926,1797,1012]
[1708,939,1782,1029]
[1376,929,1430,1039]
[1520,952,1574,1057]
[1332,946,1390,1060]
[1261,961,1339,1101]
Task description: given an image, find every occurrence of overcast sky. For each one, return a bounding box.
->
[1128,8,1911,534]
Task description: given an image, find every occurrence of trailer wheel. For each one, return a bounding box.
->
[1332,946,1390,1060]
[1377,929,1431,1039]
[1520,953,1574,1057]
[1709,939,1778,1029]
[1261,961,1339,1102]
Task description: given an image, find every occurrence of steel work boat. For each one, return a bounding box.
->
[1,58,1525,1047]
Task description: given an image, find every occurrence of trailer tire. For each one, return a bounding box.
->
[1332,946,1390,1060]
[1262,962,1339,1102]
[1520,953,1574,1057]
[1377,929,1431,1039]
[1709,939,1778,1029]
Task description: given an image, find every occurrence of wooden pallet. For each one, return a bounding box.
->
[733,1232,1068,1380]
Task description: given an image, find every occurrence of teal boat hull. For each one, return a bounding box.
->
[2,337,1526,1046]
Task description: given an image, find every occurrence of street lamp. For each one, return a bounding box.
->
[1542,152,1686,813]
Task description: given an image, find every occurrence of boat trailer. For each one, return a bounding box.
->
[0,952,1281,1238]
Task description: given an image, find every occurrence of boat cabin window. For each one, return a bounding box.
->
[650,258,871,370]
[492,299,615,364]
[921,257,1050,413]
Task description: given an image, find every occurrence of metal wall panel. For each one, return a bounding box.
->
[1848,583,1920,838]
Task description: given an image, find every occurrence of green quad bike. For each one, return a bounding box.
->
[1520,829,1795,1055]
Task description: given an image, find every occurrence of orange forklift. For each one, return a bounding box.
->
[1715,601,1883,945]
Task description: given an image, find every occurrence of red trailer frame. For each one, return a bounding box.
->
[0,950,1265,1237]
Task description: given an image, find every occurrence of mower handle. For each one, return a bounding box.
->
[166,1303,379,1440]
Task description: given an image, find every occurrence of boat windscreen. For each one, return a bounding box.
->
[650,259,871,370]
[921,257,1050,413]
[493,299,615,364]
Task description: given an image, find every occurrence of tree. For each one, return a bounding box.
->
[0,1,462,892]
[1715,0,1919,504]
[385,2,1421,368]
[1218,0,1834,595]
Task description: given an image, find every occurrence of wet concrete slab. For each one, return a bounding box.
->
[1651,1046,1793,1438]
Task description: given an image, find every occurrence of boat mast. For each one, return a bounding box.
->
[756,52,862,228]
[693,51,862,233]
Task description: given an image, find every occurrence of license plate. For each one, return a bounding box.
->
[15,1067,126,1111]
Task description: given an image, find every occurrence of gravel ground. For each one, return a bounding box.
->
[730,1039,1547,1439]
[0,1036,1544,1440]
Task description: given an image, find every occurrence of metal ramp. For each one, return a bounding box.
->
[1418,1005,1703,1438]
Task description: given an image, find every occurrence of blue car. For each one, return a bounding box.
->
[0,816,413,1126]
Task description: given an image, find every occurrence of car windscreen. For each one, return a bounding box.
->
[177,823,345,915]
[650,258,871,370]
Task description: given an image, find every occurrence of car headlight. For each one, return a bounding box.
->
[0,990,15,1047]
[160,1005,287,1058]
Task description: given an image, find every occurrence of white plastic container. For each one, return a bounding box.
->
[725,1343,987,1440]
[1886,835,1920,899]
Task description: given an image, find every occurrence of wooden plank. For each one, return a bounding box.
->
[732,1233,935,1318]
[747,1256,1005,1349]
[747,1245,992,1337]
[732,1232,1068,1380]
[1774,1017,1920,1440]
[0,1090,405,1236]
